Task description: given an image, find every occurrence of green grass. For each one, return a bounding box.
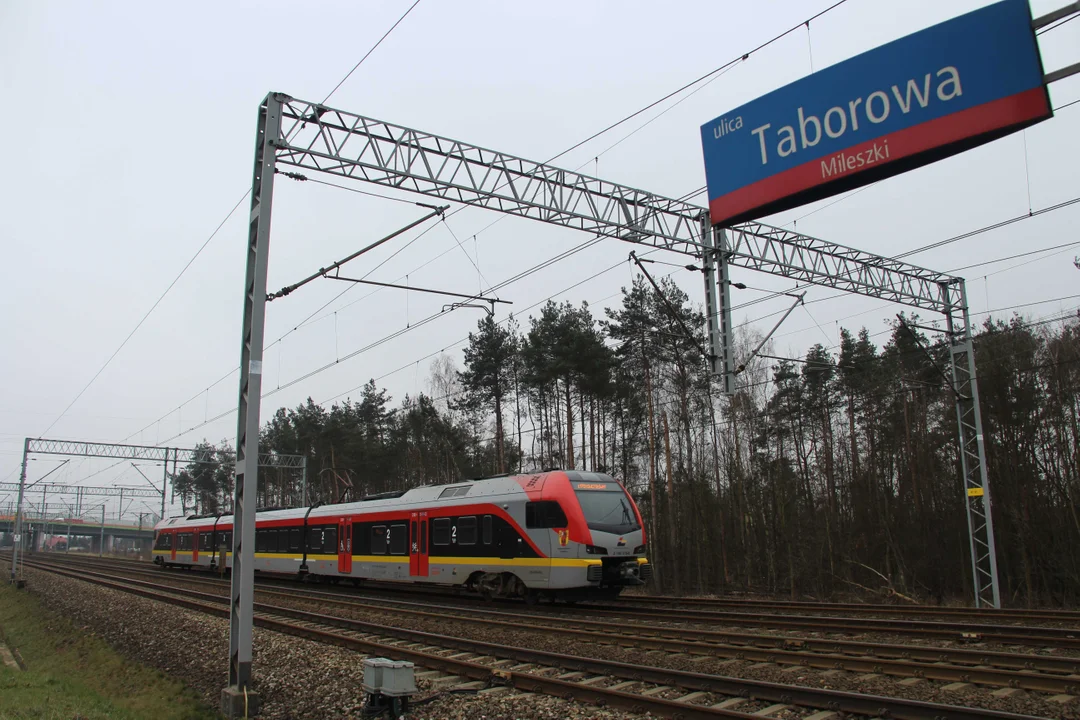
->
[0,582,216,720]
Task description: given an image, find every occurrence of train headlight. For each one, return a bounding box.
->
[585,544,608,555]
[633,544,646,554]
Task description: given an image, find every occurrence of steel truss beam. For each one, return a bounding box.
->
[0,483,160,499]
[25,438,305,468]
[272,94,961,312]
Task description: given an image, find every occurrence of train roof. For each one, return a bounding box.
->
[153,470,618,531]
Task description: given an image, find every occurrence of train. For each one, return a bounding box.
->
[152,470,651,603]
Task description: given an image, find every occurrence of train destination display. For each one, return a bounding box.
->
[700,0,1052,227]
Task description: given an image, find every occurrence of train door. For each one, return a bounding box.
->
[337,517,352,574]
[409,512,429,577]
[418,513,429,576]
[170,530,177,562]
[192,530,199,563]
[409,513,419,576]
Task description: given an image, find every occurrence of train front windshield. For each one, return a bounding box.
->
[573,482,640,535]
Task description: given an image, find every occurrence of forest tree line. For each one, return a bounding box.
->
[172,275,1080,607]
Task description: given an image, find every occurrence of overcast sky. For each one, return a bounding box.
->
[2,0,1077,522]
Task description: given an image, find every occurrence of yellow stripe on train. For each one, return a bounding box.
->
[154,551,604,568]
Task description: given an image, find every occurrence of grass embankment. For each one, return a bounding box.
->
[0,581,215,720]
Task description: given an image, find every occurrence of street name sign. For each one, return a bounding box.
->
[701,0,1052,226]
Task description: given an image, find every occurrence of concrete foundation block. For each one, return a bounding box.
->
[221,687,260,719]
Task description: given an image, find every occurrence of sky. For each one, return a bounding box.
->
[1,0,1078,523]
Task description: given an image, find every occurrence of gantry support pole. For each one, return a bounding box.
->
[9,438,28,584]
[700,214,722,378]
[160,448,168,522]
[222,91,282,716]
[701,216,735,395]
[943,279,1001,608]
[715,228,736,395]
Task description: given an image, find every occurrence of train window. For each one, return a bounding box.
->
[279,529,289,552]
[153,533,172,550]
[432,518,451,546]
[325,527,338,554]
[526,501,568,529]
[256,530,267,553]
[269,530,281,553]
[389,524,407,555]
[372,526,387,554]
[178,533,193,550]
[308,528,323,553]
[457,516,477,546]
[289,528,301,552]
[438,485,470,499]
[482,515,493,545]
[199,532,211,551]
[224,532,232,549]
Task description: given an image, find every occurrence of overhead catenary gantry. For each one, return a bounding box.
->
[224,91,1001,715]
[6,437,305,588]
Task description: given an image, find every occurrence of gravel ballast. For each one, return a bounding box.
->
[15,564,647,719]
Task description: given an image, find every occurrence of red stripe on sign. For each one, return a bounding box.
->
[709,87,1050,225]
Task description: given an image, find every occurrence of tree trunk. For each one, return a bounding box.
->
[494,375,505,474]
[565,378,575,470]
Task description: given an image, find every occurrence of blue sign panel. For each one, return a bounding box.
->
[700,0,1051,227]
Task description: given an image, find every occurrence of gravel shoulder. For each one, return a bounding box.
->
[15,564,646,720]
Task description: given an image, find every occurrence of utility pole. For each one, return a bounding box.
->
[222,92,282,718]
[99,504,105,558]
[9,438,29,584]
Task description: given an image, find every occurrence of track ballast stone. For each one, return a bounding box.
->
[18,565,647,719]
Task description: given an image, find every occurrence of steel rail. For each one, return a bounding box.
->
[16,553,1080,658]
[60,556,1073,682]
[13,556,1058,720]
[621,594,1080,624]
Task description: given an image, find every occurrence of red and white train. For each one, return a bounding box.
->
[152,470,650,602]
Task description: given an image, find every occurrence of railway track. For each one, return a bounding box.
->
[12,555,1066,720]
[48,553,1080,650]
[31,555,1080,694]
[21,555,1080,673]
[20,553,1078,625]
[619,593,1080,625]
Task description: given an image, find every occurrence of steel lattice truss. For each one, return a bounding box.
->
[725,223,957,313]
[943,288,1001,608]
[0,482,160,498]
[26,438,305,469]
[274,94,963,314]
[276,97,704,254]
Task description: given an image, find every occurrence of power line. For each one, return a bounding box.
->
[895,196,1080,259]
[319,0,423,104]
[546,0,852,166]
[37,5,423,440]
[38,191,249,438]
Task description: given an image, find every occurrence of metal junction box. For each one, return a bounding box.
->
[362,657,417,697]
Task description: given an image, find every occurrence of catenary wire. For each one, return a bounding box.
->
[36,4,424,441]
[107,0,860,450]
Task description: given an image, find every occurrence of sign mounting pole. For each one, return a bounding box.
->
[222,91,283,717]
